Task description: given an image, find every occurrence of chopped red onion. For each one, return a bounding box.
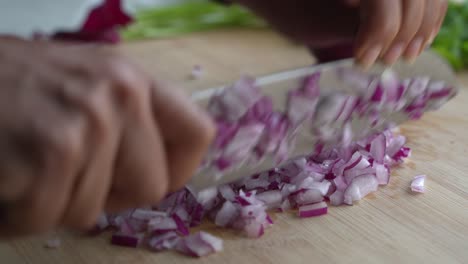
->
[148,231,180,251]
[219,185,236,201]
[215,200,238,227]
[176,232,223,257]
[329,191,345,206]
[298,202,328,218]
[256,190,282,208]
[221,123,265,163]
[131,209,166,221]
[96,213,109,230]
[147,216,178,234]
[294,189,324,205]
[374,163,390,185]
[208,76,262,122]
[243,221,265,238]
[196,187,218,207]
[111,232,144,248]
[344,175,379,205]
[191,65,204,79]
[85,68,455,258]
[44,238,61,249]
[173,214,190,236]
[411,175,426,193]
[370,134,386,164]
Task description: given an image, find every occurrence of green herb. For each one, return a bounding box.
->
[121,1,267,41]
[432,1,468,70]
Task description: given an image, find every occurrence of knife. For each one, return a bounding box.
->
[188,51,460,191]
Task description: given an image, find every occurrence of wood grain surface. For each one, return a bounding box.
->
[1,29,467,264]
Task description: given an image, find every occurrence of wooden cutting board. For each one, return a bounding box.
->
[1,29,467,264]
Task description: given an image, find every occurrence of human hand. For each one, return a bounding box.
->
[346,0,448,67]
[0,37,215,237]
[235,0,447,68]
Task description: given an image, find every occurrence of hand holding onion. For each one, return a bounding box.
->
[235,0,448,68]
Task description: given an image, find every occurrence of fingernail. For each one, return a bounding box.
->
[405,37,423,64]
[358,46,382,70]
[428,31,436,45]
[425,30,438,50]
[383,43,404,65]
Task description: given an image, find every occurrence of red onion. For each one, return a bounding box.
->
[344,175,379,205]
[149,232,180,252]
[111,232,144,248]
[191,65,204,79]
[176,232,223,257]
[329,191,345,206]
[215,200,238,227]
[44,238,61,249]
[84,67,455,257]
[411,175,426,193]
[298,202,328,218]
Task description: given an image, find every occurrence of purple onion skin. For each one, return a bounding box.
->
[51,0,132,44]
[234,0,359,50]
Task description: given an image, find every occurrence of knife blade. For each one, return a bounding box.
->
[188,51,460,191]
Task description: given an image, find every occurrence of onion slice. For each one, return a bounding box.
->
[411,175,426,193]
[298,202,328,218]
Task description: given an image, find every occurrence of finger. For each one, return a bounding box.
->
[0,88,85,236]
[61,81,121,230]
[105,76,169,213]
[431,0,448,44]
[151,81,215,192]
[403,0,441,62]
[355,0,402,69]
[65,54,170,213]
[382,0,425,65]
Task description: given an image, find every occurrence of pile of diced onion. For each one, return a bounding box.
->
[87,68,453,257]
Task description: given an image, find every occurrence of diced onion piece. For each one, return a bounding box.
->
[411,175,426,193]
[344,175,379,205]
[329,191,345,206]
[243,221,265,238]
[131,209,166,221]
[215,201,238,227]
[294,189,324,205]
[172,214,190,236]
[222,123,265,162]
[148,232,180,251]
[196,187,219,207]
[256,190,282,208]
[147,216,178,234]
[370,134,386,164]
[374,163,390,185]
[44,238,61,249]
[297,202,328,218]
[219,185,236,201]
[111,232,144,248]
[191,65,203,79]
[177,232,223,257]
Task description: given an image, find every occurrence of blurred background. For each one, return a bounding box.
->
[1,0,467,70]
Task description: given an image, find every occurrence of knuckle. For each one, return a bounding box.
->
[176,113,216,158]
[380,20,400,41]
[199,117,216,147]
[193,114,216,149]
[44,123,82,165]
[104,59,149,108]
